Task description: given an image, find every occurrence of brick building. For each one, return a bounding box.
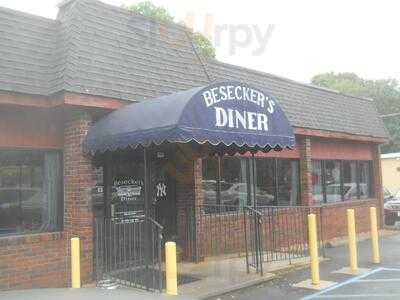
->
[0,0,388,290]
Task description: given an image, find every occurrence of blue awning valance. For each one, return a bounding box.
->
[84,81,295,154]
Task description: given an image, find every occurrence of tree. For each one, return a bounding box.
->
[311,72,400,153]
[126,1,216,58]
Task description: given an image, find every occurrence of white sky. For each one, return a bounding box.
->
[1,0,399,83]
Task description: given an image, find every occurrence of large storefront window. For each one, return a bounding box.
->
[343,161,358,201]
[311,159,373,203]
[325,160,342,203]
[359,161,373,199]
[0,150,63,235]
[202,157,218,207]
[201,156,299,213]
[254,159,275,206]
[220,157,249,209]
[312,160,324,203]
[277,159,299,206]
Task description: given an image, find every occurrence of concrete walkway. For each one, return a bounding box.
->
[0,288,194,300]
[178,255,314,299]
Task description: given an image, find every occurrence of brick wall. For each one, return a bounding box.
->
[63,109,96,284]
[320,199,380,240]
[299,136,313,206]
[0,233,67,290]
[0,108,97,290]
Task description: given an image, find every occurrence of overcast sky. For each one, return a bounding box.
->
[1,0,399,84]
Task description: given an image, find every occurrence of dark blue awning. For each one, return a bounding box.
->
[84,81,295,154]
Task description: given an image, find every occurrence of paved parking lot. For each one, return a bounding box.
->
[213,231,400,300]
[304,267,400,299]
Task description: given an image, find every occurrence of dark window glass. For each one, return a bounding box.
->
[277,159,299,206]
[312,160,324,203]
[359,161,372,199]
[311,159,374,203]
[254,158,275,206]
[202,156,301,213]
[325,160,342,203]
[220,157,248,211]
[0,151,62,235]
[343,161,358,201]
[201,157,218,208]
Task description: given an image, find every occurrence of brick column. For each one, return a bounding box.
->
[175,144,205,262]
[193,158,205,261]
[298,136,314,206]
[372,144,384,227]
[64,109,96,283]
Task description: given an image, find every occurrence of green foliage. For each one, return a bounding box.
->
[126,1,216,58]
[311,72,400,153]
[190,32,216,59]
[126,1,174,23]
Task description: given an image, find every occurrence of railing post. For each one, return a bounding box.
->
[158,227,163,292]
[319,206,326,257]
[244,207,249,274]
[257,212,263,276]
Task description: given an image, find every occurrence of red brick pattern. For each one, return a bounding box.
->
[299,136,314,206]
[0,233,67,290]
[63,110,96,284]
[0,109,97,290]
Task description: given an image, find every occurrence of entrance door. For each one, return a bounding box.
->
[150,151,177,241]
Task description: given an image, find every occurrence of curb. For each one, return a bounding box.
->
[198,273,276,300]
[196,257,330,299]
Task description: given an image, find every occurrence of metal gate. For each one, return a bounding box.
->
[245,206,325,274]
[94,216,163,291]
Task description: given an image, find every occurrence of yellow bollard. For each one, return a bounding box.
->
[71,237,81,288]
[165,241,178,295]
[370,207,380,264]
[308,214,320,285]
[347,209,358,273]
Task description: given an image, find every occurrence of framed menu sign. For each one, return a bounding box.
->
[112,177,145,222]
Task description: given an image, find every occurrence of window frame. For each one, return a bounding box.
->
[312,159,374,204]
[201,155,300,213]
[0,148,64,236]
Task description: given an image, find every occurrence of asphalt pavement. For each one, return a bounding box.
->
[211,231,400,300]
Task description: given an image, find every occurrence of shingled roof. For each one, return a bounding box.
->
[0,0,387,138]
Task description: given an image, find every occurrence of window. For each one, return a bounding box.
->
[202,157,218,208]
[311,159,373,203]
[343,161,358,201]
[254,159,275,206]
[325,160,342,203]
[201,156,300,213]
[277,159,299,206]
[312,160,324,203]
[220,157,249,210]
[0,150,63,235]
[359,161,373,199]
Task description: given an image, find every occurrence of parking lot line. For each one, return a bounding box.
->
[301,268,384,300]
[315,294,400,298]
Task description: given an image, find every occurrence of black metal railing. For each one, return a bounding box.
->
[94,216,163,292]
[183,204,325,274]
[245,206,325,274]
